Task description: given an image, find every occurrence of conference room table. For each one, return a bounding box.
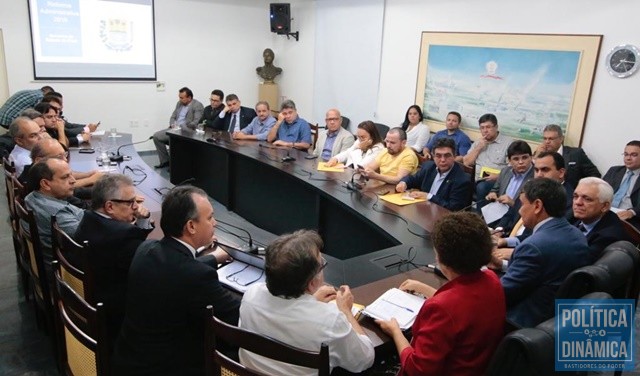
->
[72,131,450,358]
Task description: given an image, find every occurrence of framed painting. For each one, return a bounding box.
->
[415,32,602,147]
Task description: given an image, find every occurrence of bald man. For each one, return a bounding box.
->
[311,109,354,161]
[8,116,43,175]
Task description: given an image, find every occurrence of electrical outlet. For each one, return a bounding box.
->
[131,120,139,128]
[143,119,149,127]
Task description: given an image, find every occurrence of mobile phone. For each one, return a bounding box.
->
[79,148,95,154]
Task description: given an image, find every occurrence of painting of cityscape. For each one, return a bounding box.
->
[415,33,602,146]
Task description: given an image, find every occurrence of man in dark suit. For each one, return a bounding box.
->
[534,124,600,188]
[395,138,471,211]
[211,94,257,132]
[490,178,589,328]
[74,174,154,341]
[572,177,630,262]
[113,186,239,376]
[484,140,534,215]
[603,140,640,229]
[200,89,225,128]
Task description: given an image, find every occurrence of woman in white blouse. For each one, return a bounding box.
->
[326,121,384,168]
[401,105,430,154]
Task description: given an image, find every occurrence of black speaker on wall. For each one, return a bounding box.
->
[270,3,291,34]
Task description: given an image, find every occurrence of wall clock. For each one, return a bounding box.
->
[606,44,639,78]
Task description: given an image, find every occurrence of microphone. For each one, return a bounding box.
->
[344,169,363,191]
[216,219,260,254]
[456,197,488,212]
[110,136,153,162]
[282,142,296,162]
[258,142,275,149]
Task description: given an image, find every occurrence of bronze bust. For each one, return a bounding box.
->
[256,48,282,83]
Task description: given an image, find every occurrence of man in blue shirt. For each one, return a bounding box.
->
[422,111,471,162]
[266,99,312,150]
[232,101,276,141]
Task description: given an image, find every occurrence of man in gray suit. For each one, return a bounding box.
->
[311,108,355,161]
[484,140,534,217]
[603,140,640,229]
[152,87,204,168]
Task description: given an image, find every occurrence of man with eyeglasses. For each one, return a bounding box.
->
[34,102,72,147]
[603,140,640,229]
[310,108,354,161]
[113,186,237,376]
[239,229,374,375]
[8,116,43,175]
[20,138,104,196]
[199,89,225,129]
[41,92,99,138]
[74,174,154,341]
[211,93,257,133]
[534,124,600,189]
[463,113,514,202]
[395,137,471,211]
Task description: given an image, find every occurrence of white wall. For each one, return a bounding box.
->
[375,0,640,172]
[0,0,315,151]
[1,0,638,172]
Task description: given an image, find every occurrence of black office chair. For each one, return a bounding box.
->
[486,291,612,376]
[341,116,350,130]
[556,241,640,305]
[373,123,390,139]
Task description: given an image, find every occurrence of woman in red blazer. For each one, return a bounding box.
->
[377,212,506,376]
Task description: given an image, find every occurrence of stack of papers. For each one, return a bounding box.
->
[379,193,427,206]
[361,288,426,330]
[317,162,345,172]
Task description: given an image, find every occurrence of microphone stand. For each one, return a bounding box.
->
[216,219,261,254]
[344,169,363,191]
[110,136,153,162]
[282,142,296,162]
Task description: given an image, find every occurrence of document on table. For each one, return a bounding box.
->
[379,193,427,206]
[317,162,345,172]
[217,260,265,293]
[361,288,426,330]
[481,201,510,224]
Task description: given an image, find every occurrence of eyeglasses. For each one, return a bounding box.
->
[110,198,137,208]
[318,256,328,273]
[623,152,639,158]
[225,264,265,286]
[52,151,69,160]
[325,117,340,122]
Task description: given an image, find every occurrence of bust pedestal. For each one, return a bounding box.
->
[258,82,279,114]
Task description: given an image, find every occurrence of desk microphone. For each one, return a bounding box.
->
[216,219,260,254]
[110,136,153,162]
[282,143,296,162]
[456,197,487,212]
[344,170,363,191]
[258,142,275,149]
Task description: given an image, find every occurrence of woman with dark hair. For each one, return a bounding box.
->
[401,105,430,154]
[376,212,506,376]
[326,120,384,168]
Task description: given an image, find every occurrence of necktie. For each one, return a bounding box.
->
[612,170,633,208]
[230,114,237,132]
[577,222,588,235]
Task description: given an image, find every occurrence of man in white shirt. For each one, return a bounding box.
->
[8,116,43,175]
[239,230,374,375]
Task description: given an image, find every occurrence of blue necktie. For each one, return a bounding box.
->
[612,170,633,208]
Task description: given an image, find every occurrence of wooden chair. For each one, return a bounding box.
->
[622,219,640,247]
[4,160,30,298]
[15,196,54,332]
[204,305,330,376]
[51,217,95,303]
[53,261,110,376]
[309,123,320,151]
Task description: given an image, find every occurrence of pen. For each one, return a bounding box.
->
[382,299,414,313]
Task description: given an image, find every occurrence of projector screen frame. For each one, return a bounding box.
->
[27,0,158,81]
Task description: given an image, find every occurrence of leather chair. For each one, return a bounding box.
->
[309,123,320,150]
[204,305,330,376]
[341,116,350,130]
[486,291,612,376]
[622,219,640,247]
[53,261,110,376]
[556,241,640,305]
[51,217,95,303]
[373,123,390,139]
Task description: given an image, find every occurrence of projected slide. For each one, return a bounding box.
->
[29,0,156,80]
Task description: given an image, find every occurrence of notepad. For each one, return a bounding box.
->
[361,288,426,330]
[379,193,427,206]
[317,162,345,172]
[480,166,501,178]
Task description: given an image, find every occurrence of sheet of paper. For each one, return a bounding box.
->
[379,192,427,206]
[481,201,510,224]
[317,162,345,172]
[480,166,501,177]
[610,207,623,213]
[91,130,106,136]
[362,288,425,329]
[217,260,265,293]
